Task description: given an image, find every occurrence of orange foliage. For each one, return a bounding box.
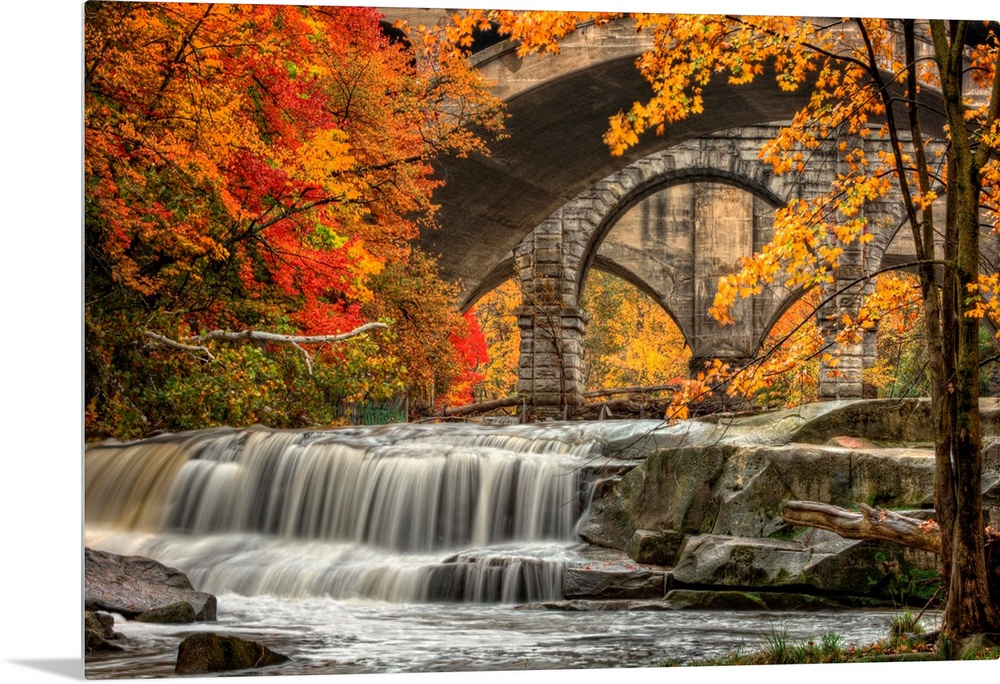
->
[581,271,690,391]
[85,3,505,432]
[470,279,522,402]
[728,289,824,409]
[87,3,502,341]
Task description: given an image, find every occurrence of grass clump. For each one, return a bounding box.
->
[888,609,924,646]
[751,628,846,665]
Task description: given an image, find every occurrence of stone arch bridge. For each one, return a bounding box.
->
[379,10,997,414]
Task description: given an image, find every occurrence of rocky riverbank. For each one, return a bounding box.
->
[567,397,1000,610]
[84,398,1000,673]
[85,548,290,674]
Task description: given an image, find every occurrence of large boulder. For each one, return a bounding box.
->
[581,442,937,551]
[574,399,1000,605]
[84,547,216,621]
[175,633,289,674]
[712,445,936,538]
[579,445,734,549]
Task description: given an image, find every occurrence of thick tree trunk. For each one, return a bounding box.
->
[927,19,1000,635]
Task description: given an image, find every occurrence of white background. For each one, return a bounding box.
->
[1,1,995,682]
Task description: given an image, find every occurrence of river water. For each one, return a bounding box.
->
[84,421,923,679]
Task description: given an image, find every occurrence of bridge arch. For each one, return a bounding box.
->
[587,255,686,335]
[575,165,787,306]
[368,11,974,413]
[506,121,966,409]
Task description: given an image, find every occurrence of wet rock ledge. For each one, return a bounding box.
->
[85,547,217,622]
[563,398,1000,611]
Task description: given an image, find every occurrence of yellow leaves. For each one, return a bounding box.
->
[582,271,691,392]
[604,112,641,157]
[470,279,522,401]
[289,128,355,187]
[667,364,726,423]
[965,273,1000,328]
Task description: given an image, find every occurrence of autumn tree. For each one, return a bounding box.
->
[456,11,1000,637]
[726,288,824,409]
[581,270,690,392]
[84,3,503,436]
[363,251,489,413]
[470,278,522,403]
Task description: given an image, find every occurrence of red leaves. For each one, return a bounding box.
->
[440,312,490,408]
[86,3,506,432]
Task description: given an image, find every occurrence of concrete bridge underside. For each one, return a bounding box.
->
[419,23,821,299]
[502,129,911,413]
[377,13,989,414]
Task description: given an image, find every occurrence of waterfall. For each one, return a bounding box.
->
[85,422,616,603]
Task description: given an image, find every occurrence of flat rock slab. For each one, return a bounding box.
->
[84,547,217,621]
[564,547,666,599]
[670,533,939,604]
[516,600,676,611]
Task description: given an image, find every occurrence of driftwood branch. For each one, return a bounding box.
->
[143,331,215,360]
[143,322,389,374]
[782,500,941,554]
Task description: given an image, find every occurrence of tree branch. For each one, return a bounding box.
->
[442,395,521,416]
[185,321,389,345]
[143,322,389,373]
[143,330,214,361]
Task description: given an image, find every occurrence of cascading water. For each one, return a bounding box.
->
[85,422,614,604]
[84,420,917,678]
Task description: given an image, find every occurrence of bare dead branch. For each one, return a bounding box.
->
[442,396,521,416]
[143,322,389,373]
[143,330,214,360]
[185,322,389,345]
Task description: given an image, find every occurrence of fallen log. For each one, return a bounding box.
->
[583,383,679,399]
[441,396,522,417]
[781,500,941,554]
[576,398,673,418]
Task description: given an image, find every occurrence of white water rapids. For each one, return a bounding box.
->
[84,420,914,678]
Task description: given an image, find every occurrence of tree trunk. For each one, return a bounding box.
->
[929,19,1000,635]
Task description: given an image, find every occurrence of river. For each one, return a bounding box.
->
[84,420,927,679]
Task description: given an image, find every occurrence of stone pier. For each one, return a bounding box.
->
[505,131,899,415]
